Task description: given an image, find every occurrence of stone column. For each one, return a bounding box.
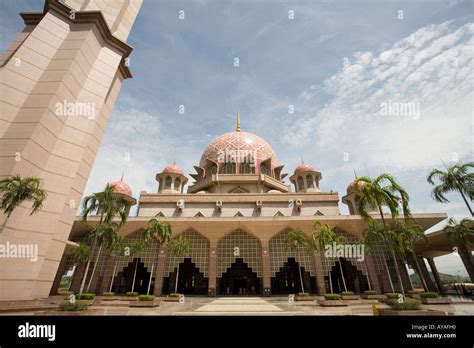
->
[208,243,217,296]
[99,254,116,294]
[49,255,69,295]
[397,259,413,292]
[313,252,326,295]
[153,246,167,296]
[426,257,445,293]
[458,247,474,283]
[261,241,271,296]
[365,256,381,293]
[69,263,85,293]
[416,255,437,292]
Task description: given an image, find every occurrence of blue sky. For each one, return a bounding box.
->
[1,0,473,276]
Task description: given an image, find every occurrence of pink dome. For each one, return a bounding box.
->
[295,162,316,173]
[110,180,132,196]
[163,163,184,175]
[347,180,366,195]
[200,131,278,171]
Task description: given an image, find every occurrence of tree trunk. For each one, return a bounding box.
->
[455,182,474,217]
[338,259,347,292]
[329,270,333,293]
[364,260,372,291]
[459,245,474,282]
[298,265,305,293]
[147,259,155,295]
[109,259,118,292]
[174,263,180,293]
[131,259,138,292]
[86,243,103,292]
[79,236,97,296]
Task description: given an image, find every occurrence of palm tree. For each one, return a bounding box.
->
[79,184,131,295]
[427,162,474,217]
[286,229,310,294]
[309,221,345,293]
[143,219,172,295]
[67,241,90,291]
[0,175,47,233]
[444,218,474,281]
[390,219,428,291]
[168,235,190,294]
[354,174,412,295]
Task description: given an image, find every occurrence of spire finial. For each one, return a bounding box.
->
[301,156,304,164]
[236,108,241,132]
[120,171,124,181]
[173,160,176,165]
[353,168,358,179]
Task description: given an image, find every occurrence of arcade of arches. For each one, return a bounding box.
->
[62,227,411,297]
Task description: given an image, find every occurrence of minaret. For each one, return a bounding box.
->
[0,0,142,300]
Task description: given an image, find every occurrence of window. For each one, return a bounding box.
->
[240,154,255,174]
[174,178,181,190]
[221,162,236,174]
[261,166,268,175]
[297,176,304,190]
[165,176,172,189]
[211,166,217,175]
[306,175,314,188]
[158,178,163,191]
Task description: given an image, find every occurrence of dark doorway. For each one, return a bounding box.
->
[271,257,317,294]
[326,257,369,293]
[164,258,208,295]
[114,258,151,294]
[218,258,260,295]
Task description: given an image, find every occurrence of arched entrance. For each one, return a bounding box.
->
[326,257,370,293]
[164,258,208,295]
[163,230,209,295]
[217,229,262,295]
[220,258,259,295]
[271,257,315,294]
[114,258,151,294]
[269,230,318,294]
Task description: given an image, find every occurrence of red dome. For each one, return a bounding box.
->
[347,180,366,195]
[295,163,316,173]
[110,180,132,196]
[163,163,184,175]
[200,131,278,171]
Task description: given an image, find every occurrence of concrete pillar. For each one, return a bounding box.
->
[69,263,85,294]
[261,242,271,296]
[49,256,69,295]
[458,247,474,282]
[208,244,217,296]
[99,254,116,294]
[426,257,445,293]
[397,258,413,292]
[365,256,381,293]
[313,252,326,295]
[153,247,167,296]
[416,255,437,292]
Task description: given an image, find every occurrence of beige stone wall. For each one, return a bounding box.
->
[0,0,141,300]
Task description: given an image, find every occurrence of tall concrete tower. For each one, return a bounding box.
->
[0,0,142,300]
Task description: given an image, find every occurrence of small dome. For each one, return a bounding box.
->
[295,162,316,174]
[163,163,184,175]
[110,179,132,196]
[347,180,366,195]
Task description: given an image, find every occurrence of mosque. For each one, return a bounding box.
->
[54,114,448,297]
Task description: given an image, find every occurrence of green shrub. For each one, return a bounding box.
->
[420,292,439,298]
[76,293,96,300]
[102,292,115,296]
[387,299,421,311]
[138,295,155,301]
[58,291,73,297]
[341,291,354,296]
[324,294,341,300]
[364,290,378,295]
[297,292,309,296]
[126,292,138,297]
[384,292,401,299]
[58,300,89,312]
[169,293,180,297]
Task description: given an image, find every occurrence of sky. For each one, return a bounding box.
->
[1,0,473,276]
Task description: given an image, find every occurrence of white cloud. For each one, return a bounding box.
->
[285,21,474,170]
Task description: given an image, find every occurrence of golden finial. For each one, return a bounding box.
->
[301,157,304,164]
[353,168,358,179]
[236,108,241,132]
[120,171,124,181]
[173,160,176,165]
